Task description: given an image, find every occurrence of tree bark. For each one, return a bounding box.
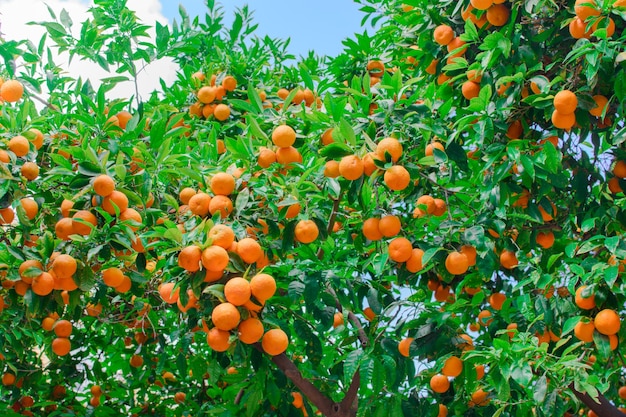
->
[570,383,626,417]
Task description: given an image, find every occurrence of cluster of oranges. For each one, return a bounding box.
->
[179,171,237,219]
[256,124,303,170]
[569,0,620,39]
[573,285,621,350]
[41,315,73,357]
[189,73,236,121]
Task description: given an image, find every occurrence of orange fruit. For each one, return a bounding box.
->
[366,60,385,76]
[339,155,364,180]
[52,337,71,356]
[595,309,620,335]
[262,328,289,356]
[462,81,480,100]
[61,199,74,217]
[486,4,510,26]
[613,160,626,178]
[536,231,555,249]
[174,391,186,404]
[282,202,301,219]
[575,286,596,310]
[553,90,578,115]
[425,59,438,75]
[19,259,43,282]
[459,245,477,266]
[384,165,411,191]
[506,120,523,139]
[129,354,143,367]
[321,128,334,145]
[388,237,413,262]
[197,86,216,104]
[430,374,450,393]
[574,319,595,343]
[539,201,557,222]
[179,187,196,204]
[102,267,124,288]
[618,386,626,400]
[446,37,467,57]
[362,218,383,241]
[376,137,403,163]
[222,75,237,91]
[53,320,73,337]
[469,389,490,407]
[332,312,344,328]
[212,302,241,331]
[488,293,507,310]
[236,237,263,263]
[8,135,30,157]
[209,194,233,217]
[551,109,576,130]
[55,217,75,240]
[442,356,463,377]
[188,192,211,217]
[101,190,129,214]
[238,317,264,344]
[0,80,24,102]
[72,210,98,235]
[276,146,302,168]
[324,160,339,177]
[32,272,55,296]
[379,215,401,237]
[445,251,469,275]
[213,104,230,121]
[208,224,235,249]
[398,337,414,357]
[201,245,230,272]
[210,172,236,196]
[272,125,297,148]
[363,307,376,321]
[19,198,38,220]
[258,147,277,168]
[52,254,77,279]
[159,282,180,304]
[294,220,319,244]
[569,17,591,39]
[119,208,142,231]
[425,142,444,157]
[433,24,455,45]
[406,248,425,273]
[470,0,493,10]
[0,150,9,163]
[0,207,14,225]
[93,175,116,197]
[609,177,623,194]
[590,95,609,117]
[207,327,232,352]
[575,0,600,21]
[249,273,276,303]
[2,372,16,386]
[499,250,518,269]
[20,162,40,180]
[224,277,251,306]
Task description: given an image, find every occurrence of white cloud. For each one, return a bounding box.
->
[1,0,178,104]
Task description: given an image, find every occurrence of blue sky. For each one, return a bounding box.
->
[160,0,364,57]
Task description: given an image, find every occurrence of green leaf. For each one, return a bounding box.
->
[339,119,356,147]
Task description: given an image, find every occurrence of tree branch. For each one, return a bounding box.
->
[569,383,626,417]
[340,369,360,412]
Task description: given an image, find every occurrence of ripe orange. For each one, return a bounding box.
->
[93,175,115,197]
[553,90,578,115]
[174,392,186,404]
[339,155,364,180]
[272,125,297,148]
[575,286,596,310]
[276,146,302,168]
[120,208,142,231]
[42,317,56,331]
[384,165,411,191]
[52,254,77,279]
[210,172,236,196]
[477,310,493,326]
[469,389,490,407]
[376,137,403,163]
[506,120,523,139]
[55,217,75,240]
[619,386,626,400]
[2,372,16,386]
[262,328,289,356]
[294,220,319,244]
[238,317,264,344]
[19,198,38,220]
[398,337,414,357]
[0,80,24,102]
[258,148,277,168]
[332,312,344,328]
[445,251,469,275]
[20,162,40,180]
[595,309,621,335]
[32,272,55,296]
[321,128,334,145]
[19,259,43,282]
[249,273,276,303]
[362,218,383,241]
[101,190,129,214]
[213,104,230,121]
[197,86,216,103]
[102,267,124,288]
[486,4,510,26]
[569,17,591,39]
[574,319,595,342]
[536,231,555,249]
[366,60,385,76]
[551,109,576,130]
[129,354,143,367]
[236,237,263,263]
[72,210,98,235]
[222,75,237,91]
[575,0,600,21]
[406,248,424,273]
[442,356,463,377]
[8,135,30,157]
[224,277,251,306]
[430,374,450,393]
[447,37,467,57]
[53,320,73,337]
[179,187,196,204]
[379,215,401,237]
[590,95,609,117]
[462,81,480,100]
[201,245,230,272]
[207,327,232,352]
[488,292,507,310]
[388,237,413,262]
[208,224,235,249]
[459,245,477,266]
[159,282,180,304]
[61,199,74,217]
[52,337,71,356]
[0,207,14,225]
[188,192,211,217]
[613,160,626,178]
[208,194,233,217]
[433,24,454,45]
[282,202,301,219]
[212,302,241,331]
[425,142,444,157]
[499,250,518,269]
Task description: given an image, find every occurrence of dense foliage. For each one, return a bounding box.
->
[1,0,626,416]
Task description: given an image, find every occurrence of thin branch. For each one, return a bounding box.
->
[340,369,360,412]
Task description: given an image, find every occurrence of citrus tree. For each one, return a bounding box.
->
[1,0,626,415]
